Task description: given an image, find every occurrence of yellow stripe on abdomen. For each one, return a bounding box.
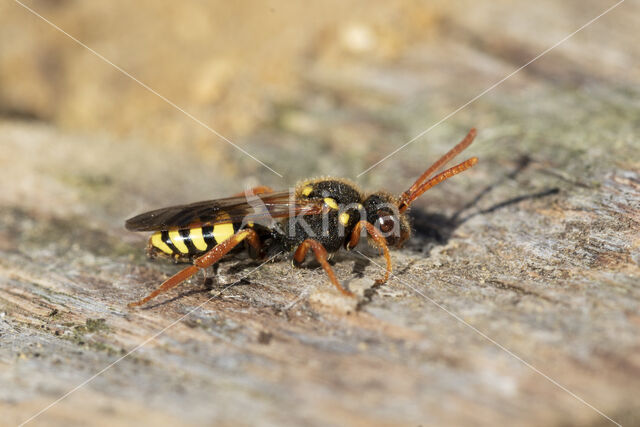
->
[151,232,173,255]
[168,229,189,254]
[211,212,235,244]
[212,222,235,244]
[189,227,209,251]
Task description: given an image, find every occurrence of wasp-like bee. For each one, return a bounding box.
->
[125,129,478,307]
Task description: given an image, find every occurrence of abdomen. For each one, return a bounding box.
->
[148,223,237,257]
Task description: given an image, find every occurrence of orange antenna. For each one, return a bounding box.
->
[398,128,478,213]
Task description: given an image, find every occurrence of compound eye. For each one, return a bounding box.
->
[377,215,396,233]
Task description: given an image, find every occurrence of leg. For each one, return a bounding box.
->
[128,229,262,308]
[346,221,392,285]
[231,186,274,197]
[293,239,354,297]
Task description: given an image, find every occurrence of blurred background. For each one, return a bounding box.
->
[3,0,637,205]
[1,1,639,426]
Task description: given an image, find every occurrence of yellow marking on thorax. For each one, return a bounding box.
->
[324,197,339,210]
[189,227,208,251]
[168,229,189,254]
[301,186,313,196]
[151,232,173,255]
[339,212,350,226]
[213,213,235,243]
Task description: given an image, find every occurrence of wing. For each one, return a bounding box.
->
[125,190,327,231]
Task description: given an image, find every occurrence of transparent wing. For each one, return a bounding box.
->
[125,191,326,231]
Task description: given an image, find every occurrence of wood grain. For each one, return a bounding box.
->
[1,1,639,425]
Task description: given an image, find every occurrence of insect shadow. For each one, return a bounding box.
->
[355,155,558,275]
[408,155,559,254]
[139,260,260,310]
[140,274,256,310]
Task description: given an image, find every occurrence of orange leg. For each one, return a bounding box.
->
[128,229,262,308]
[231,186,274,197]
[346,221,392,285]
[293,239,354,297]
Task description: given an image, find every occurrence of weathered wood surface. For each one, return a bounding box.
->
[1,1,639,426]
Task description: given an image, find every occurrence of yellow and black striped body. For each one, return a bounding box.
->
[148,222,237,258]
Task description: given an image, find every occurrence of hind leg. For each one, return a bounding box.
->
[129,229,262,308]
